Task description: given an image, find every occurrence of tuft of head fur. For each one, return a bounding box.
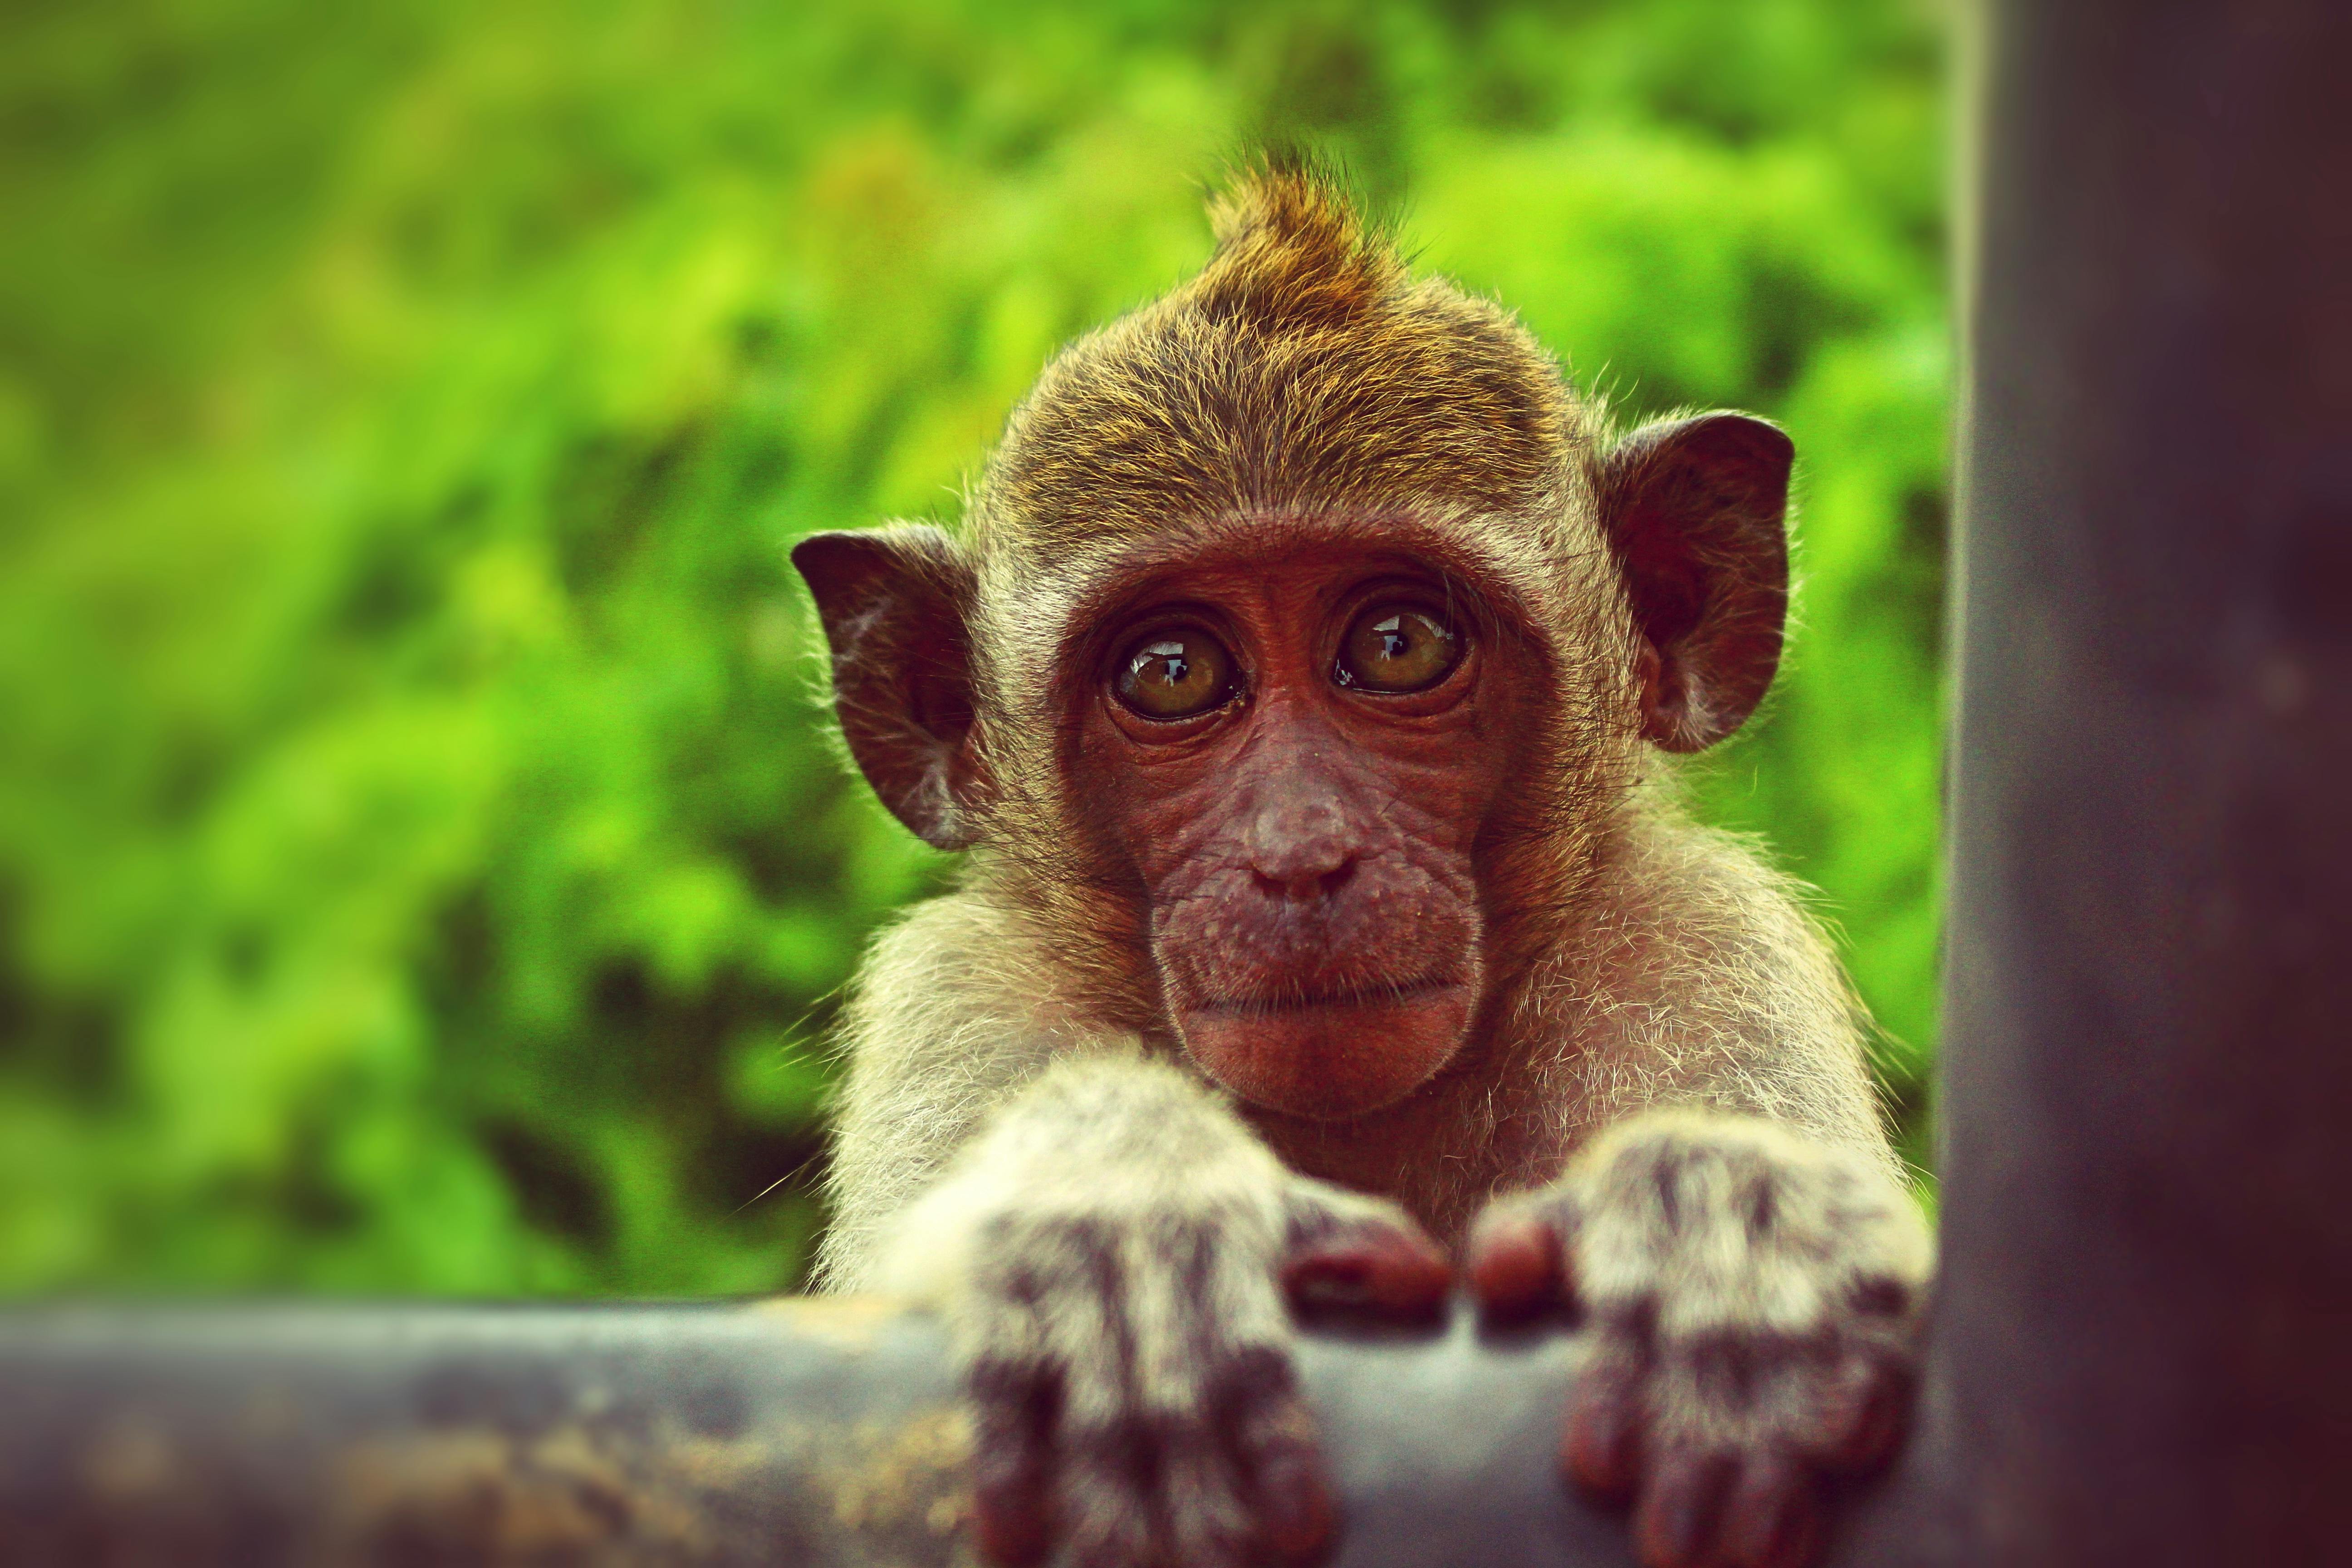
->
[974,161,1602,566]
[1195,156,1401,332]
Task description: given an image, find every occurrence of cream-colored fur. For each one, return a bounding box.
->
[817,787,1889,1289]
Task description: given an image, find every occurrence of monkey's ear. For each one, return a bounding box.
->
[1595,413,1793,752]
[792,525,984,850]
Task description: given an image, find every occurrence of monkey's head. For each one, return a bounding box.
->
[796,163,1790,1123]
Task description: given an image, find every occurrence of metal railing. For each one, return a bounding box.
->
[1,1301,1626,1568]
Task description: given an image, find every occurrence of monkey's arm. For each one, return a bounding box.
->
[872,1054,1447,1568]
[1478,818,1931,1568]
[813,895,1089,1291]
[1563,810,1897,1170]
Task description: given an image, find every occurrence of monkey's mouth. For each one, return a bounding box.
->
[1191,975,1460,1018]
[1172,975,1475,1122]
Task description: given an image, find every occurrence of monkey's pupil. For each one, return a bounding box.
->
[1139,642,1193,693]
[1338,604,1460,693]
[1115,632,1233,718]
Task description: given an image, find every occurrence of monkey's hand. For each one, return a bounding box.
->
[876,1057,1450,1568]
[1466,1112,1931,1568]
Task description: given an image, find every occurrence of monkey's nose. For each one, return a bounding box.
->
[1244,800,1361,902]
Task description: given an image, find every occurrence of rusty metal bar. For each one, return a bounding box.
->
[0,1299,1638,1568]
[1834,0,2352,1563]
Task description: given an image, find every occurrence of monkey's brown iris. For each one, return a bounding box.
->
[1115,629,1238,718]
[1335,604,1462,693]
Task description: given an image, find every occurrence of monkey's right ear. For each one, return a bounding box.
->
[792,526,985,851]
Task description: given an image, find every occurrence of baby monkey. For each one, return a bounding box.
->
[794,162,1931,1568]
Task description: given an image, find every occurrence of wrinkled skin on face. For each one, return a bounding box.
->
[1066,543,1549,1122]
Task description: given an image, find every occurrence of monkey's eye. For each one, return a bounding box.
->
[1334,604,1463,693]
[1113,628,1239,719]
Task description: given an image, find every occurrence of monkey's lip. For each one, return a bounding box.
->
[1187,976,1462,1018]
[1174,979,1474,1121]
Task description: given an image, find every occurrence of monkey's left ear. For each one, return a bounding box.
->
[1594,412,1793,752]
[792,526,985,850]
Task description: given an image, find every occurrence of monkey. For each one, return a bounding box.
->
[791,161,1932,1568]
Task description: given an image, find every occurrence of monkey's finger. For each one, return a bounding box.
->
[1279,1185,1451,1320]
[1280,1225,1451,1319]
[1225,1375,1337,1565]
[967,1358,1058,1568]
[1466,1203,1569,1321]
[1632,1449,1736,1568]
[1811,1353,1913,1477]
[1052,1413,1161,1568]
[1159,1425,1261,1568]
[1560,1352,1645,1503]
[1255,1430,1338,1564]
[971,1461,1053,1568]
[1719,1454,1819,1568]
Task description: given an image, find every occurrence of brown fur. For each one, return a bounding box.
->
[983,168,1589,550]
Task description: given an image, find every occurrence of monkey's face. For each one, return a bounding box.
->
[796,405,1793,1127]
[1063,537,1554,1122]
[792,166,1800,1124]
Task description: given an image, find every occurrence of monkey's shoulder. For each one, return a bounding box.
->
[838,888,1118,1069]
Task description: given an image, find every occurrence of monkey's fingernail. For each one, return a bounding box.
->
[1468,1210,1565,1319]
[1281,1250,1370,1310]
[1561,1379,1642,1501]
[1283,1233,1451,1319]
[1825,1370,1910,1475]
[1256,1443,1338,1563]
[972,1495,1050,1566]
[1723,1457,1818,1568]
[1367,1229,1455,1314]
[1634,1452,1734,1568]
[971,1460,1052,1566]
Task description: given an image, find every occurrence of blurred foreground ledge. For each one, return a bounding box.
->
[0,1298,1641,1568]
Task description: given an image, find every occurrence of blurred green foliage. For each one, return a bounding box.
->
[0,0,1947,1295]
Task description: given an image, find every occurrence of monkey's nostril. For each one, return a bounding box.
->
[1252,856,1358,903]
